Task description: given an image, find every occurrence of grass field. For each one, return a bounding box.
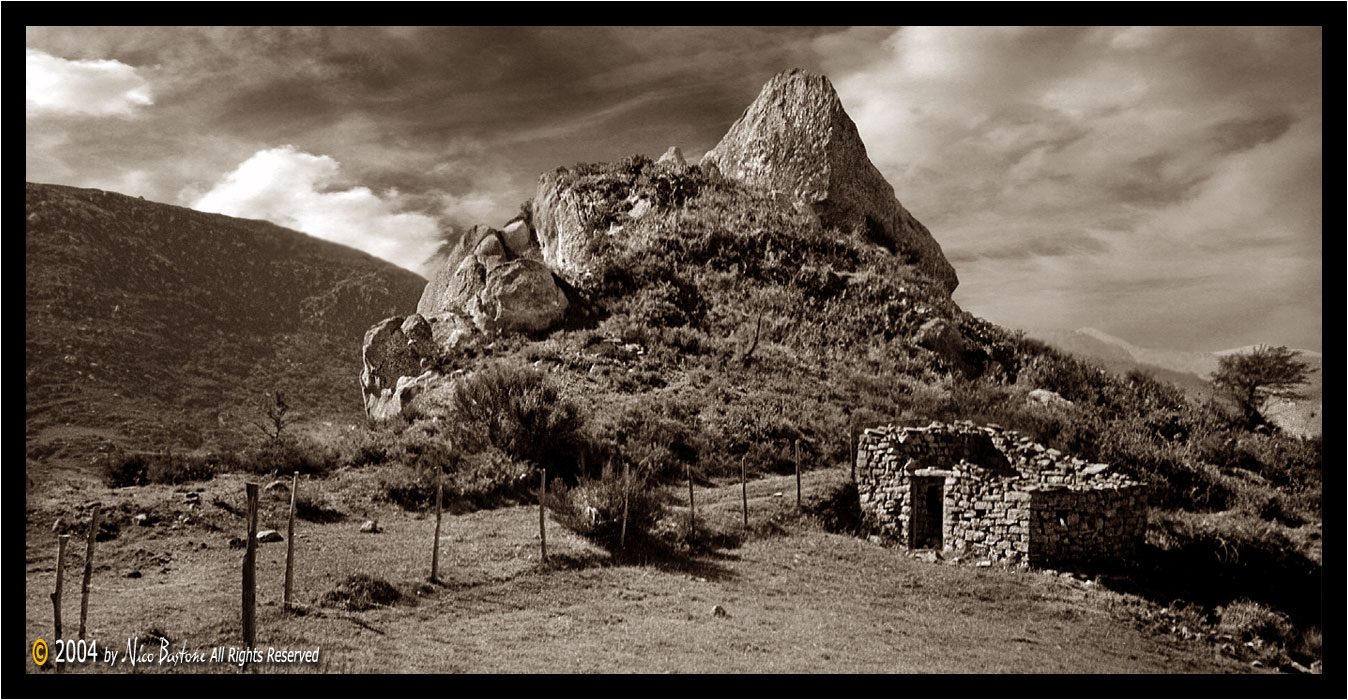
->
[24,467,1250,675]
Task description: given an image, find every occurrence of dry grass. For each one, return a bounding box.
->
[24,469,1250,674]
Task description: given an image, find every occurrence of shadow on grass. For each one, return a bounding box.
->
[1097,538,1322,628]
[544,528,743,582]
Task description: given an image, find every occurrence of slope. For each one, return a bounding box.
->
[25,183,426,475]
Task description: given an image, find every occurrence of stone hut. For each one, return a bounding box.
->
[856,421,1147,567]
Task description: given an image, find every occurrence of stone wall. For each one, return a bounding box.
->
[856,421,1147,568]
[1028,486,1147,565]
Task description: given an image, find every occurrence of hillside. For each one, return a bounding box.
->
[1028,327,1322,437]
[25,183,426,477]
[24,70,1322,675]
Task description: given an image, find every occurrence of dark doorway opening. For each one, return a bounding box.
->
[910,478,944,549]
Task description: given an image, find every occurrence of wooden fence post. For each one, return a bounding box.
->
[619,459,629,551]
[538,468,547,565]
[741,455,748,530]
[78,506,99,640]
[284,471,297,613]
[242,482,259,652]
[687,464,695,539]
[431,463,443,583]
[850,422,857,482]
[51,534,70,673]
[794,439,801,509]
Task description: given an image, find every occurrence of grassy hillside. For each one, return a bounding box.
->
[24,158,1322,673]
[25,183,426,474]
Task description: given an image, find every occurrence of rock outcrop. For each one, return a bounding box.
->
[657,146,687,167]
[362,69,963,419]
[360,315,444,420]
[914,318,987,379]
[417,226,568,335]
[530,170,604,288]
[700,69,958,294]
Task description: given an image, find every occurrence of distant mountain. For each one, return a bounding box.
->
[25,183,426,468]
[1027,327,1321,437]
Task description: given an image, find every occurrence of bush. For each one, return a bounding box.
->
[377,463,442,511]
[147,453,217,484]
[450,362,587,479]
[319,574,402,611]
[1218,599,1295,644]
[104,453,150,487]
[104,451,217,487]
[234,438,338,477]
[294,492,345,523]
[548,468,664,553]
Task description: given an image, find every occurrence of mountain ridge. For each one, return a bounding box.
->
[25,182,427,467]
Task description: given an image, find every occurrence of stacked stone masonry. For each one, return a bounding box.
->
[856,421,1147,567]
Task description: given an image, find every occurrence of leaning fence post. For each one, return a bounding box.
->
[538,467,547,565]
[431,463,443,583]
[78,505,99,640]
[242,482,259,653]
[52,534,70,673]
[284,471,297,613]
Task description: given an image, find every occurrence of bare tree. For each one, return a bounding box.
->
[253,391,295,442]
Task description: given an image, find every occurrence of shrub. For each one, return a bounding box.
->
[319,574,402,611]
[104,453,150,487]
[548,468,664,553]
[294,492,345,523]
[377,463,442,511]
[104,451,218,487]
[1218,599,1296,643]
[235,438,338,477]
[449,362,587,479]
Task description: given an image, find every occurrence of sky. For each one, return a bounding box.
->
[25,26,1323,353]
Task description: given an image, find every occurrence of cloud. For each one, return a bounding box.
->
[815,26,1322,351]
[192,146,443,275]
[26,49,153,117]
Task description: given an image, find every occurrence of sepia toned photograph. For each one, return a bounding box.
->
[24,26,1324,677]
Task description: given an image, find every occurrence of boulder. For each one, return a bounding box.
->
[914,318,986,378]
[418,226,501,315]
[657,146,687,167]
[464,260,569,334]
[1028,388,1074,408]
[500,218,539,259]
[700,69,958,294]
[531,170,603,287]
[358,316,442,418]
[419,228,569,336]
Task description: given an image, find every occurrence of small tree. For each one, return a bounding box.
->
[1212,345,1309,428]
[253,391,296,442]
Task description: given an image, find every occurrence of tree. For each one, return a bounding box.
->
[253,391,295,442]
[1212,345,1309,428]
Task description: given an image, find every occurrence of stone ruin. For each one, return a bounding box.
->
[856,421,1147,568]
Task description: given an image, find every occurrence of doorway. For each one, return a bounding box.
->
[910,478,944,549]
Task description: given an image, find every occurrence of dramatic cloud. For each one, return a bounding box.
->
[26,49,153,116]
[817,26,1322,351]
[25,27,1322,352]
[193,146,444,275]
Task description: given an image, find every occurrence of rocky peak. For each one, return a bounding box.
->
[701,69,959,294]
